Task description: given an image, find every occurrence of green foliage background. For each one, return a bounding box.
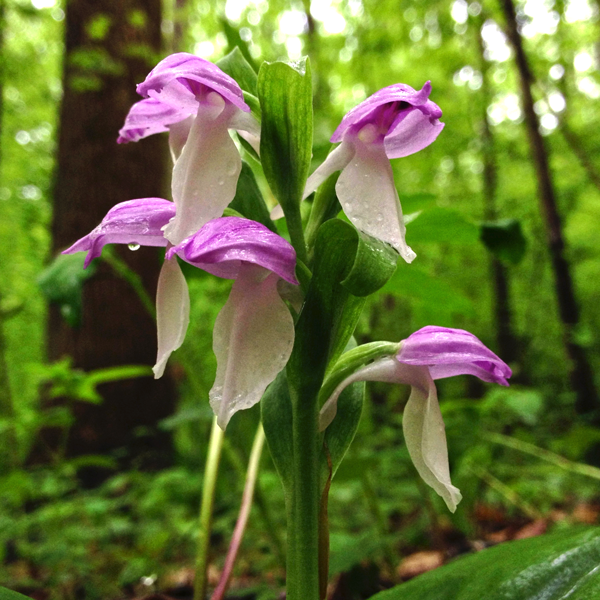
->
[2,0,600,597]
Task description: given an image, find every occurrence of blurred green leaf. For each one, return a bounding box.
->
[371,527,600,600]
[379,265,474,316]
[480,219,527,265]
[0,586,33,600]
[38,253,96,327]
[408,207,479,244]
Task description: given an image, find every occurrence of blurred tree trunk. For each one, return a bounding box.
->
[49,0,174,472]
[476,14,519,366]
[500,0,598,414]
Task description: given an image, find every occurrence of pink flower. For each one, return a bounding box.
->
[64,200,298,429]
[320,327,511,511]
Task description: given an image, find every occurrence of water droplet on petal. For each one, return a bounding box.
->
[128,243,140,251]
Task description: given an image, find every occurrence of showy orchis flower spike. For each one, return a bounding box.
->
[299,82,444,262]
[319,326,511,512]
[118,53,261,245]
[64,201,298,429]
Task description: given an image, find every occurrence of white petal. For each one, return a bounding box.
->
[168,115,194,163]
[269,142,355,222]
[402,370,463,512]
[229,109,261,155]
[336,139,416,263]
[153,258,191,378]
[165,98,242,245]
[304,141,355,199]
[210,265,295,430]
[319,356,420,430]
[270,204,284,221]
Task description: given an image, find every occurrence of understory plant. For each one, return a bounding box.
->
[63,49,514,600]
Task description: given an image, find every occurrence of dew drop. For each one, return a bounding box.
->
[128,243,140,251]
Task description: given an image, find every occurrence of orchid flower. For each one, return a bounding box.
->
[63,199,298,429]
[320,326,511,512]
[280,82,444,263]
[117,53,261,245]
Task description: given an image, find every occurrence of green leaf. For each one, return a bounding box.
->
[407,207,479,244]
[229,161,277,231]
[322,379,365,486]
[379,265,474,317]
[0,587,33,600]
[261,371,294,492]
[216,47,258,96]
[221,19,258,73]
[257,58,313,217]
[371,527,600,600]
[480,219,527,265]
[38,253,96,327]
[289,219,397,395]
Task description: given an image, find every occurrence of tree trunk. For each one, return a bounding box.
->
[476,14,519,366]
[49,0,174,472]
[500,0,598,413]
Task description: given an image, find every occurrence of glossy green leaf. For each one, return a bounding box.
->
[407,207,479,244]
[480,219,527,265]
[289,219,397,395]
[0,587,34,600]
[257,58,313,216]
[37,253,96,327]
[216,46,257,96]
[229,161,276,231]
[371,527,600,600]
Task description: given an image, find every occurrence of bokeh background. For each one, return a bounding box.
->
[1,0,600,598]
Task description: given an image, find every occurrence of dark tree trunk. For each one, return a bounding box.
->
[500,0,598,413]
[476,14,519,366]
[49,0,174,470]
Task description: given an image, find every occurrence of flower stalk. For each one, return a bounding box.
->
[194,416,225,600]
[210,424,266,600]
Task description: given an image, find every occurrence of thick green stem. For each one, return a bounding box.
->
[194,417,225,600]
[287,383,321,600]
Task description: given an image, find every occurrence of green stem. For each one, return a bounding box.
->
[211,425,266,600]
[194,416,225,600]
[222,436,286,568]
[101,248,156,318]
[286,205,309,266]
[305,172,340,263]
[487,431,600,481]
[287,380,320,600]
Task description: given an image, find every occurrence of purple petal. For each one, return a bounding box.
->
[117,97,192,144]
[384,108,445,159]
[397,326,512,386]
[168,217,298,285]
[331,81,442,144]
[62,198,175,268]
[137,53,250,113]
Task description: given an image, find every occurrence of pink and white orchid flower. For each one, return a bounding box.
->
[279,82,444,262]
[320,326,511,512]
[63,199,298,429]
[118,53,261,246]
